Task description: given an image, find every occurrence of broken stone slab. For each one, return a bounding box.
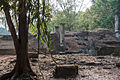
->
[97,47,114,55]
[0,49,16,55]
[103,41,120,45]
[53,64,78,78]
[58,50,82,55]
[84,62,103,66]
[97,46,120,56]
[103,67,112,69]
[0,35,12,40]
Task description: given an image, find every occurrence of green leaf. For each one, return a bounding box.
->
[40,35,45,44]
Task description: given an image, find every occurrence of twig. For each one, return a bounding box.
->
[50,52,58,64]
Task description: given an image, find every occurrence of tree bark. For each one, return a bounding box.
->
[0,0,36,80]
[16,0,29,74]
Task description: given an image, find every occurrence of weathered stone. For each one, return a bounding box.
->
[84,36,88,41]
[89,39,95,47]
[88,49,97,56]
[0,49,15,55]
[53,64,78,78]
[54,26,60,38]
[97,46,120,56]
[85,62,103,66]
[97,47,114,55]
[0,66,4,71]
[29,52,38,58]
[0,35,12,40]
[115,12,119,38]
[103,41,120,45]
[97,34,105,40]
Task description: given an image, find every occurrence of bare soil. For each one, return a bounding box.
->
[0,54,120,80]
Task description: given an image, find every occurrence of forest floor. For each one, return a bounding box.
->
[0,54,120,80]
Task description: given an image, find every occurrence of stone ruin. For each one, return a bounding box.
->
[51,27,120,56]
[0,26,120,56]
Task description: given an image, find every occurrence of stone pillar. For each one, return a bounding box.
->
[60,23,65,46]
[115,11,119,38]
[54,26,59,38]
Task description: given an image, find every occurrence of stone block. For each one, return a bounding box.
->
[53,64,78,78]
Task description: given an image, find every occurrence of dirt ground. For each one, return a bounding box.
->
[0,54,120,80]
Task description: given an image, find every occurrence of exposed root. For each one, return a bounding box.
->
[10,72,19,80]
[0,69,37,80]
[0,69,15,80]
[11,72,37,80]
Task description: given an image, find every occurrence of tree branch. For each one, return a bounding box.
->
[4,9,19,50]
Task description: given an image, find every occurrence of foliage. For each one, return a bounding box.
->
[48,0,83,31]
[28,0,52,48]
[0,0,53,48]
[48,0,120,31]
[79,0,120,30]
[81,0,120,30]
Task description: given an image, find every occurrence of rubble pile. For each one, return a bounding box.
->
[64,28,120,56]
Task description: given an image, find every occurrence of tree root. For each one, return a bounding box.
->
[0,69,15,80]
[11,72,37,80]
[0,69,37,80]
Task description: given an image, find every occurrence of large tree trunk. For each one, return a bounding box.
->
[16,0,29,74]
[14,0,35,75]
[0,0,36,80]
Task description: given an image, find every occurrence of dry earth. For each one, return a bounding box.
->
[0,54,120,80]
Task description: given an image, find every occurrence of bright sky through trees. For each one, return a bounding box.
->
[50,0,92,12]
[79,0,92,11]
[0,0,92,28]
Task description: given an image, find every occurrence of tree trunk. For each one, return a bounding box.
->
[16,0,29,74]
[0,0,36,80]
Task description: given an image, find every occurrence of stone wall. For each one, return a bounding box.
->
[0,49,16,55]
